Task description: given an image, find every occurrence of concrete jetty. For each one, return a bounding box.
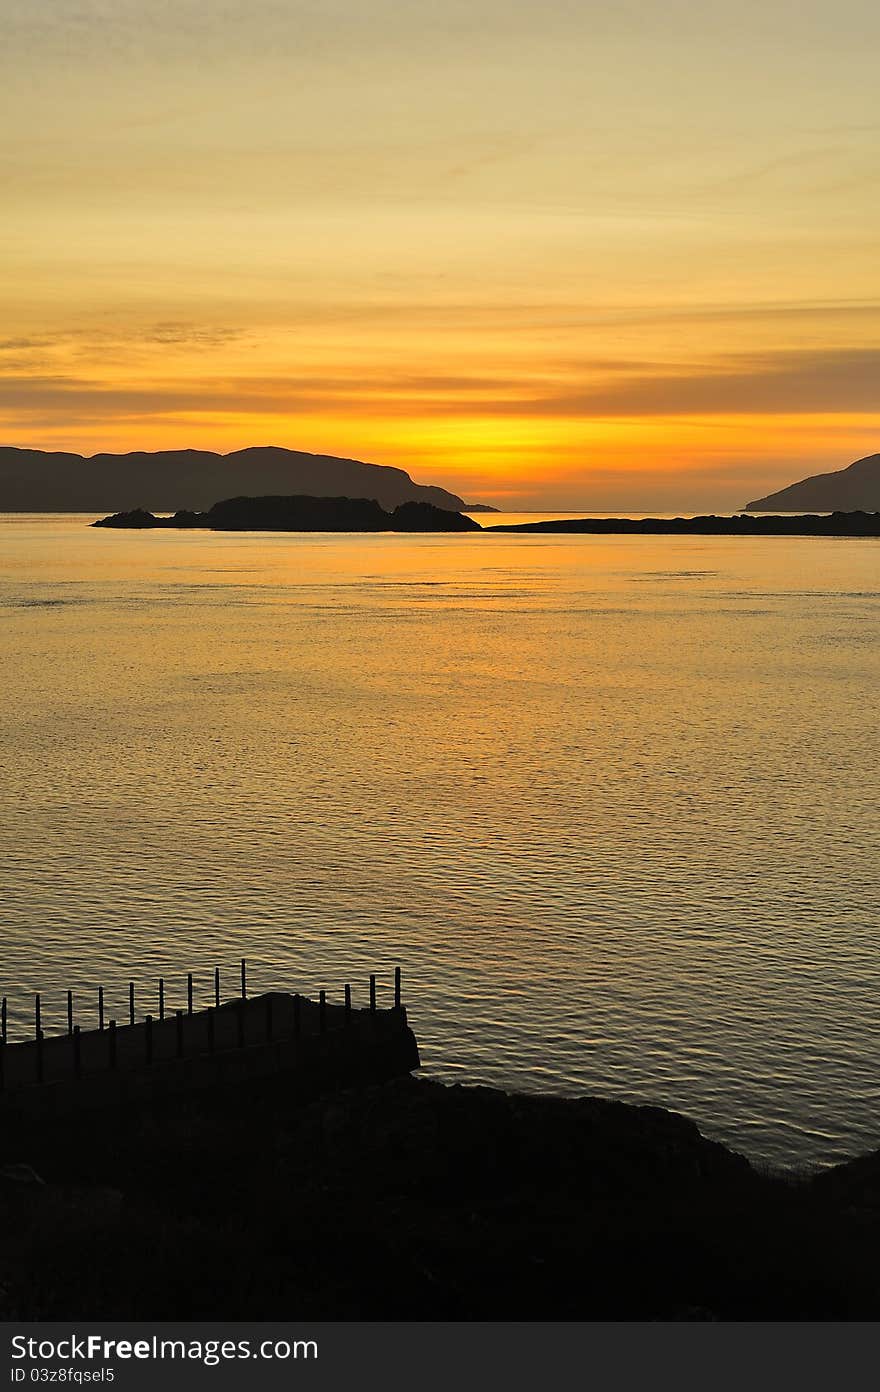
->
[0,979,420,1120]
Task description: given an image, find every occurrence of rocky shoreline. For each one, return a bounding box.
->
[2,1073,880,1320]
[487,511,880,535]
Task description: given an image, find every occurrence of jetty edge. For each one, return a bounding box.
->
[0,988,419,1121]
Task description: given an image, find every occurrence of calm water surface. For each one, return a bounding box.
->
[2,513,878,1168]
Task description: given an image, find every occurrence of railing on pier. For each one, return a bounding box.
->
[0,960,407,1095]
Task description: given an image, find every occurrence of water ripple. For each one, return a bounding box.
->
[1,518,878,1168]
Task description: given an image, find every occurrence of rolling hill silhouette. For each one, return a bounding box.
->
[0,445,468,513]
[745,453,880,512]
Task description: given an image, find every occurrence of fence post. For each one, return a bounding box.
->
[36,1029,44,1084]
[369,974,376,1013]
[34,993,41,1040]
[395,966,401,1009]
[159,978,165,1022]
[187,973,193,1017]
[240,959,247,1000]
[98,986,104,1032]
[344,983,351,1025]
[214,967,220,1009]
[73,1025,82,1078]
[236,998,245,1049]
[0,1041,4,1092]
[129,982,135,1027]
[207,1007,215,1054]
[176,1010,184,1058]
[109,1019,117,1070]
[319,990,326,1034]
[1,995,6,1044]
[67,989,74,1035]
[145,1015,153,1065]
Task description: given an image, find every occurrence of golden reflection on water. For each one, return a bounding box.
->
[2,515,879,1168]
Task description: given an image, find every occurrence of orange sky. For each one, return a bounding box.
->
[3,0,878,508]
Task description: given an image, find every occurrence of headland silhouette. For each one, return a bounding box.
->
[0,444,483,513]
[745,452,880,511]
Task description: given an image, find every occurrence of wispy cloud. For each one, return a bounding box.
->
[3,346,878,426]
[491,348,880,418]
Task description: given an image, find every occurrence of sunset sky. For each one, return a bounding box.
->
[3,0,879,508]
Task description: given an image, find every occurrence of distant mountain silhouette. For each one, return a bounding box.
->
[745,453,880,512]
[92,495,482,532]
[0,445,469,513]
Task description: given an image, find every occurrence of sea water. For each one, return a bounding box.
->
[2,513,878,1168]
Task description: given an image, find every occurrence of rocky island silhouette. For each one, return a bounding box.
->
[92,495,482,531]
[92,497,880,536]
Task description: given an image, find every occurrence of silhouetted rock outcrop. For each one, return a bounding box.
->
[745,453,880,511]
[93,495,482,532]
[204,494,391,531]
[0,444,473,513]
[390,500,481,531]
[92,507,158,529]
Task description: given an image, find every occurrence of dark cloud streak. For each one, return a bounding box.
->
[1,347,879,425]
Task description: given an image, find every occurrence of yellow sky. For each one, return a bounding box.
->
[3,0,879,507]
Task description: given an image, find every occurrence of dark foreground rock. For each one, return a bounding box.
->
[92,495,481,532]
[1,1075,879,1320]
